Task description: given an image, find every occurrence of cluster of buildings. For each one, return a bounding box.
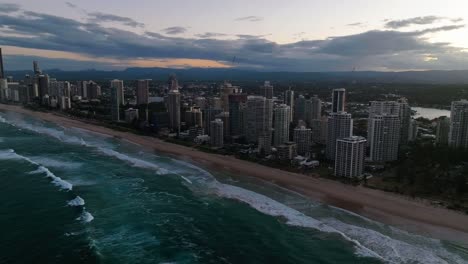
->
[1,51,468,180]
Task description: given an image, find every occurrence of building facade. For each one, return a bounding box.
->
[334,136,367,178]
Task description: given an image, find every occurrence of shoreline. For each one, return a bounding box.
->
[1,104,468,244]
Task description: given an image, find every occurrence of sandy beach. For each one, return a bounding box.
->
[1,103,468,244]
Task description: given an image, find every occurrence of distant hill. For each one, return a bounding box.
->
[5,68,468,84]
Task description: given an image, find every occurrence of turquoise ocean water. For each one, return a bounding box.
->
[0,110,467,264]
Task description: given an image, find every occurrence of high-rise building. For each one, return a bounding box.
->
[449,100,468,149]
[228,94,247,137]
[33,61,42,75]
[0,79,8,101]
[245,96,273,143]
[87,81,101,99]
[284,87,294,121]
[294,95,306,123]
[185,107,203,128]
[397,98,411,145]
[273,104,291,146]
[436,116,450,145]
[294,125,312,156]
[331,88,346,113]
[111,79,125,105]
[368,115,401,162]
[37,74,50,101]
[210,119,224,148]
[335,136,366,178]
[258,133,272,155]
[136,79,150,105]
[168,85,181,133]
[326,112,353,160]
[110,85,121,122]
[409,119,418,142]
[305,96,322,125]
[221,82,240,111]
[260,81,274,99]
[0,48,4,79]
[369,100,411,146]
[203,107,223,135]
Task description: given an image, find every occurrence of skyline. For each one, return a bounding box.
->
[0,1,468,71]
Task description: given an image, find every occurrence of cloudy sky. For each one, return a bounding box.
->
[0,0,467,71]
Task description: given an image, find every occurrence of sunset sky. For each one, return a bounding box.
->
[1,0,467,71]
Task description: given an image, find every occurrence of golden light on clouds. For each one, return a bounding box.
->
[2,45,231,69]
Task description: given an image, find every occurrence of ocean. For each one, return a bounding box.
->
[0,110,467,264]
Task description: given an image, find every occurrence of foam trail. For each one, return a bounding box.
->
[68,196,85,207]
[77,210,94,223]
[30,156,82,170]
[0,149,73,191]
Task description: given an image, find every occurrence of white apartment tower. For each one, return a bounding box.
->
[449,100,468,149]
[334,136,367,178]
[326,112,353,160]
[273,104,291,146]
[294,125,312,156]
[368,114,401,162]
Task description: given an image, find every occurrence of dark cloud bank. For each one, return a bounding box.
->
[0,3,467,71]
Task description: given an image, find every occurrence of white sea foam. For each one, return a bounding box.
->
[0,149,73,191]
[29,156,83,170]
[68,196,85,207]
[77,210,94,223]
[214,182,466,263]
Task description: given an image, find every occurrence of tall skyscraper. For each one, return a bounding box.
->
[110,85,121,122]
[368,115,401,162]
[294,95,306,123]
[111,79,125,105]
[449,100,468,149]
[436,116,450,145]
[397,98,411,145]
[335,136,367,178]
[33,61,42,75]
[245,96,273,143]
[210,119,224,148]
[221,82,240,111]
[203,107,223,135]
[37,74,49,99]
[305,96,322,125]
[136,79,150,105]
[294,125,312,156]
[86,81,101,99]
[228,94,247,137]
[185,107,203,128]
[260,81,274,99]
[284,87,294,121]
[369,100,411,146]
[331,88,346,113]
[0,48,4,79]
[273,104,291,146]
[168,76,181,133]
[326,112,353,160]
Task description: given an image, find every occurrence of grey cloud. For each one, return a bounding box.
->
[196,32,227,38]
[162,26,187,35]
[0,3,20,13]
[235,16,263,22]
[0,8,467,71]
[385,16,443,28]
[87,12,144,28]
[451,18,464,23]
[65,2,77,8]
[347,22,363,27]
[418,25,465,34]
